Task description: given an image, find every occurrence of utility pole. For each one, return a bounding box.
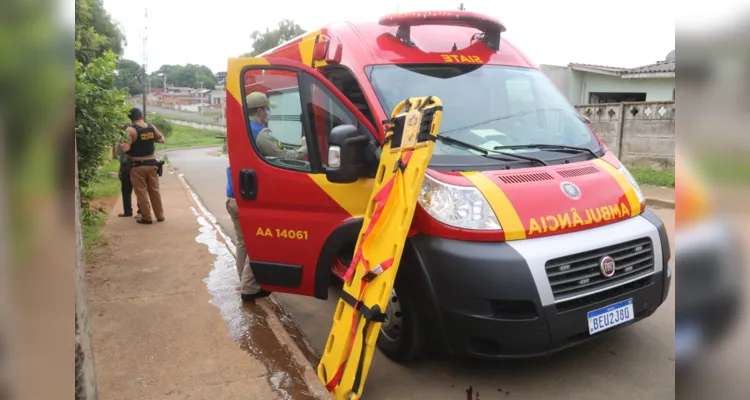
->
[198,81,204,114]
[142,7,148,120]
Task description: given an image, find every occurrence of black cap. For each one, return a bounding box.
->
[128,107,143,121]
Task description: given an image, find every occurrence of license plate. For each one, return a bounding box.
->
[587,298,634,335]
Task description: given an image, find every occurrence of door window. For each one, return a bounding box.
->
[299,73,361,167]
[242,67,368,172]
[243,68,311,172]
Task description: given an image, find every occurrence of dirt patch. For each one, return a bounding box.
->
[88,196,118,213]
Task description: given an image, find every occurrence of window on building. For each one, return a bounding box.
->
[589,92,647,104]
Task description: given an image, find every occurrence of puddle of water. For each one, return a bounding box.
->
[182,178,320,400]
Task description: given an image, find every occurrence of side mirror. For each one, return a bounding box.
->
[325,124,371,184]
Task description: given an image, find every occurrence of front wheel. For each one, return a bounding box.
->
[376,277,427,362]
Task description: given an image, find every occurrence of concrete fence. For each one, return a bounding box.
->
[574,101,675,169]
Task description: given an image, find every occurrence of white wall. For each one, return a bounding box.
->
[540,65,570,98]
[541,66,675,105]
[577,72,674,103]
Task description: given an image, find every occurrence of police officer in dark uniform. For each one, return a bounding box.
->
[120,108,166,224]
[245,92,307,159]
[117,142,142,218]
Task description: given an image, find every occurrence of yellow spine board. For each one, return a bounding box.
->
[317,96,443,400]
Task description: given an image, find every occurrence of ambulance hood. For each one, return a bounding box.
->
[427,158,644,240]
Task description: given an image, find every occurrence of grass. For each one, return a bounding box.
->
[629,167,675,187]
[89,159,121,198]
[156,124,224,151]
[82,159,121,251]
[148,112,224,126]
[82,210,109,251]
[202,110,223,118]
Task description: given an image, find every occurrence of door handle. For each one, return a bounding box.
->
[239,169,258,200]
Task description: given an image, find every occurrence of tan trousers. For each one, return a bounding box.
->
[130,165,164,221]
[226,198,261,295]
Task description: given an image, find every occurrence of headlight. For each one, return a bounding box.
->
[418,174,502,230]
[618,164,645,204]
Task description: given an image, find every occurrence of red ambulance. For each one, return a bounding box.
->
[226,10,672,362]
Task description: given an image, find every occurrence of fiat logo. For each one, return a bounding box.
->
[560,181,581,200]
[600,256,616,278]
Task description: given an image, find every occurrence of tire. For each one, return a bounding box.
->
[376,274,428,363]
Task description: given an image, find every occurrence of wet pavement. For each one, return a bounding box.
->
[86,165,290,399]
[177,171,326,399]
[168,146,676,399]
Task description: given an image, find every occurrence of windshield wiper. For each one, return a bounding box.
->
[493,144,599,158]
[437,135,548,166]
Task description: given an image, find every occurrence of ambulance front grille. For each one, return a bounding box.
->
[545,237,655,301]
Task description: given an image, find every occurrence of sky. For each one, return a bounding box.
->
[101,0,689,74]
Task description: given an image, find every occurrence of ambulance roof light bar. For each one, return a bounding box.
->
[378,11,506,51]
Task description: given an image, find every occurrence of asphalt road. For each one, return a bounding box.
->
[168,147,676,400]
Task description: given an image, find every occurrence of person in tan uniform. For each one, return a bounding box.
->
[225,164,270,302]
[245,92,307,160]
[120,107,166,224]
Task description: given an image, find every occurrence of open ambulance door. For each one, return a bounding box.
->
[226,56,380,299]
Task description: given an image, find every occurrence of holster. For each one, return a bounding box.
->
[157,161,165,177]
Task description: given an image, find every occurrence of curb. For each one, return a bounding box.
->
[173,167,330,399]
[646,197,675,209]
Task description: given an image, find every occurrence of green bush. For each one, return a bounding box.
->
[75,51,129,197]
[150,114,174,137]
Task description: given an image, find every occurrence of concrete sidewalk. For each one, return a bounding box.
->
[85,168,328,399]
[643,185,675,209]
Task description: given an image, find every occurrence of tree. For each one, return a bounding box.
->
[75,0,125,65]
[75,0,128,195]
[75,52,129,194]
[243,19,306,57]
[114,59,144,95]
[148,64,218,89]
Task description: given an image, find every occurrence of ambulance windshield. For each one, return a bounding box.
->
[366,64,602,162]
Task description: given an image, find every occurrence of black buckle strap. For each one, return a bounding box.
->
[340,291,386,323]
[361,270,380,282]
[351,311,380,394]
[393,158,407,173]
